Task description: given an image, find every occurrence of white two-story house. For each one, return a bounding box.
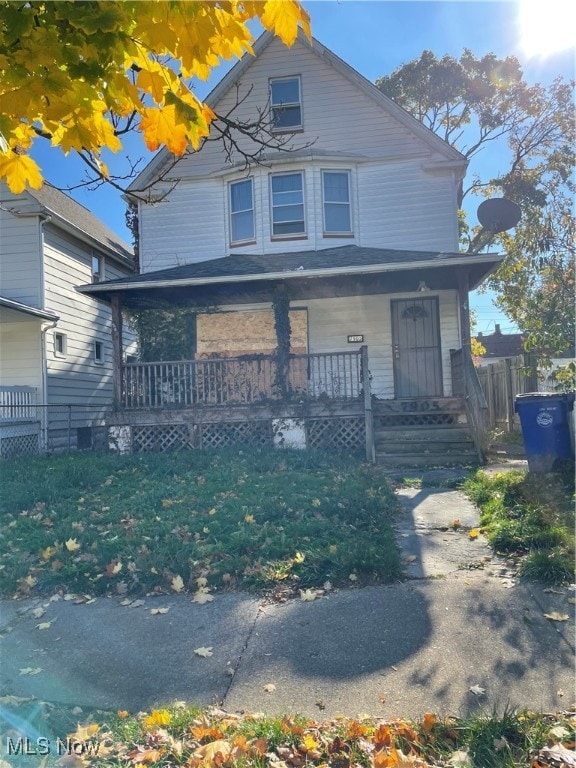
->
[80,32,500,464]
[0,183,134,456]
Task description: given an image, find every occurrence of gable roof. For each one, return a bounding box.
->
[79,245,502,300]
[23,184,133,264]
[129,30,466,193]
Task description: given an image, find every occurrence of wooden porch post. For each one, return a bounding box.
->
[457,269,471,350]
[111,294,124,408]
[361,345,375,463]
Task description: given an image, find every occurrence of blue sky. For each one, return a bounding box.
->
[32,0,575,334]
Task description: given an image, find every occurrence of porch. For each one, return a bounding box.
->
[0,386,42,457]
[107,346,487,465]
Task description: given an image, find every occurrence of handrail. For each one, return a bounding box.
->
[0,386,38,421]
[451,348,489,460]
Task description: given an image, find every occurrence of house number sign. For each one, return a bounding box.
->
[347,335,364,343]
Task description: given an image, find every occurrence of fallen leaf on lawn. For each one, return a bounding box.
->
[36,621,54,630]
[117,710,129,719]
[171,575,185,593]
[129,599,145,609]
[192,589,214,605]
[293,551,305,563]
[403,555,417,563]
[244,514,255,524]
[127,747,163,764]
[543,612,570,622]
[49,594,61,602]
[194,646,213,658]
[65,538,81,552]
[468,529,480,539]
[323,580,333,591]
[196,576,208,588]
[469,684,485,695]
[448,750,472,767]
[143,709,171,730]
[192,740,231,764]
[19,668,42,675]
[150,607,170,615]
[31,607,46,619]
[263,683,276,693]
[300,589,317,601]
[41,546,58,560]
[549,725,571,741]
[493,737,508,752]
[0,695,35,705]
[63,593,76,601]
[567,598,576,604]
[349,573,358,581]
[105,560,122,576]
[543,588,565,594]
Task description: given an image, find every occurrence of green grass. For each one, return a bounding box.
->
[463,467,575,584]
[1,700,573,768]
[0,449,402,598]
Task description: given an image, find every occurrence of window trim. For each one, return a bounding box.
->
[228,177,255,245]
[91,253,103,283]
[93,339,105,365]
[269,171,307,239]
[270,76,303,132]
[321,169,353,236]
[54,332,67,358]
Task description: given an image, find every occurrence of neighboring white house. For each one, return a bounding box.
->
[79,32,504,463]
[0,182,134,455]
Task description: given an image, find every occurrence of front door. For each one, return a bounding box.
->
[391,297,443,398]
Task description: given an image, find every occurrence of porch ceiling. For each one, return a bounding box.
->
[77,245,503,308]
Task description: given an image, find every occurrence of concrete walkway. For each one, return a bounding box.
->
[1,460,574,720]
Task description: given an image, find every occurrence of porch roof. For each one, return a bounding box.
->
[78,245,503,302]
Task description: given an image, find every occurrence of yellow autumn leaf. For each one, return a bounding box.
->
[117,710,129,719]
[193,740,232,763]
[543,612,570,622]
[69,723,100,742]
[140,105,189,155]
[468,529,480,539]
[194,646,213,658]
[142,709,171,730]
[302,733,319,752]
[0,152,42,194]
[300,588,317,601]
[171,574,185,593]
[259,0,311,45]
[150,607,170,615]
[244,514,255,524]
[192,589,214,605]
[65,538,81,552]
[41,546,58,560]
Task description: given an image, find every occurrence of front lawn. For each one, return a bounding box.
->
[0,449,401,598]
[2,699,574,768]
[463,467,575,584]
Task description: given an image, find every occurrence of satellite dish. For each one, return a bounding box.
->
[477,198,521,233]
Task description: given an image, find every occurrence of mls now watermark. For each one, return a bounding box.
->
[6,736,101,757]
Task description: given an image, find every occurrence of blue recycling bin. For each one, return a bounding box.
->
[514,392,575,472]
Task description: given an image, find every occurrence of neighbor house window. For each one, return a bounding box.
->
[322,171,352,234]
[92,254,103,283]
[229,178,255,243]
[270,172,305,236]
[54,332,67,357]
[93,340,104,364]
[270,77,302,130]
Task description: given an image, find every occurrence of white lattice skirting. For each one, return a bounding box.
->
[112,417,365,455]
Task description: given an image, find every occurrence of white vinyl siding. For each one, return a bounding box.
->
[0,319,43,390]
[270,172,306,236]
[270,76,302,130]
[229,179,255,243]
[0,190,43,307]
[322,171,352,234]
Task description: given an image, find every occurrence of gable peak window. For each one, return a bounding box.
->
[322,171,352,235]
[270,76,302,131]
[271,172,305,237]
[229,178,255,244]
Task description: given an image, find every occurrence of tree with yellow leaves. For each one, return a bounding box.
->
[0,1,310,194]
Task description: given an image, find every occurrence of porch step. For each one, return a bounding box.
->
[372,397,479,467]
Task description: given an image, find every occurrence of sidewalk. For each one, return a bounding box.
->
[1,458,574,720]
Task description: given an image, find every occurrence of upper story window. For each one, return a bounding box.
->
[322,171,352,234]
[270,77,302,131]
[229,178,255,244]
[270,172,306,237]
[91,254,103,283]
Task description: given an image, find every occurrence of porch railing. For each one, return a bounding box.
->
[0,386,38,421]
[450,348,489,460]
[122,351,363,409]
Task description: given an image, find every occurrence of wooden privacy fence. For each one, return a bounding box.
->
[476,355,537,431]
[122,350,363,409]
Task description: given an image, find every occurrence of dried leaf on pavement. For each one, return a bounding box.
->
[543,612,570,622]
[194,646,213,658]
[469,685,485,696]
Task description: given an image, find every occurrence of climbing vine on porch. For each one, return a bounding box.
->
[272,289,292,398]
